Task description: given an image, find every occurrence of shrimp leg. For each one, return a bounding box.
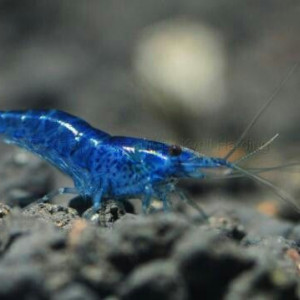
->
[92,187,106,210]
[80,187,106,219]
[160,192,172,212]
[38,187,78,203]
[177,188,208,221]
[142,184,154,214]
[156,183,173,212]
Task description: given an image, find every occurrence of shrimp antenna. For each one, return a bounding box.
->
[248,162,300,173]
[205,162,300,180]
[177,189,208,220]
[224,62,299,161]
[231,164,300,212]
[233,133,279,165]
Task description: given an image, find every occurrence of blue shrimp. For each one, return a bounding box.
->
[0,64,299,217]
[0,109,231,216]
[0,106,299,217]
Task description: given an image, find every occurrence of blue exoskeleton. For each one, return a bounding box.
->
[0,106,299,217]
[2,63,300,216]
[0,110,230,214]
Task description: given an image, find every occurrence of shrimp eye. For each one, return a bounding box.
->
[169,145,182,156]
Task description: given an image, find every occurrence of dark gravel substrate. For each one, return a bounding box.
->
[0,198,299,300]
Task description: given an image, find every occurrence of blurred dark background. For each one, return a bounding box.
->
[0,0,299,212]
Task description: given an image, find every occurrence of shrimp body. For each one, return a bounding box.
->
[1,66,298,214]
[0,110,231,212]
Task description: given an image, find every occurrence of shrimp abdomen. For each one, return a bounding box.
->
[0,110,110,176]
